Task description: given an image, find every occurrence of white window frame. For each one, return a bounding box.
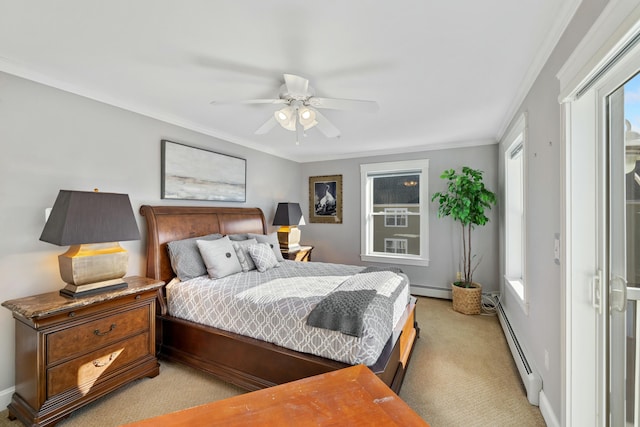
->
[503,113,528,314]
[384,208,408,227]
[384,238,408,254]
[360,159,429,266]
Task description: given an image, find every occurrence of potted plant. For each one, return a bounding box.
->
[431,167,497,314]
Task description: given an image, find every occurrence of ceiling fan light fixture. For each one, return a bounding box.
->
[214,73,373,139]
[277,111,288,121]
[298,107,317,130]
[300,108,312,120]
[275,106,296,131]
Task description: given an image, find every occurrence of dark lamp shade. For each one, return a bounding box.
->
[40,190,140,246]
[272,202,305,226]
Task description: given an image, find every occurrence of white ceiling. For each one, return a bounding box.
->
[0,1,580,163]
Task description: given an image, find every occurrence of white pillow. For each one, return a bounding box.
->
[196,236,242,279]
[232,238,258,272]
[167,233,223,280]
[248,243,280,272]
[248,232,284,262]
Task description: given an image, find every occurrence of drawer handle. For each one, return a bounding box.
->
[92,352,117,368]
[94,323,116,336]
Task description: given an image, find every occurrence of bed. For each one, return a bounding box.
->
[140,205,419,393]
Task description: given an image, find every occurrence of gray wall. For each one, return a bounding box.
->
[0,72,301,395]
[301,144,500,295]
[497,0,608,419]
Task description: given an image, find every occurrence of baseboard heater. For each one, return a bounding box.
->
[493,296,542,406]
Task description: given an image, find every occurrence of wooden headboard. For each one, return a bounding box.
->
[139,205,267,283]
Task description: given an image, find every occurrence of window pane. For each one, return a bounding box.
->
[373,175,419,205]
[506,144,524,279]
[373,174,420,255]
[384,208,408,228]
[361,159,429,266]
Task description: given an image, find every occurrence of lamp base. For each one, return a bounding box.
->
[60,281,128,298]
[57,242,129,297]
[277,226,301,251]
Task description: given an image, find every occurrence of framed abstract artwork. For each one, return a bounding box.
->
[308,174,342,223]
[161,140,246,202]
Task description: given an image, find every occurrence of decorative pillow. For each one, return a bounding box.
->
[248,232,284,262]
[227,233,249,241]
[232,238,258,272]
[167,233,223,281]
[196,236,243,279]
[248,243,280,272]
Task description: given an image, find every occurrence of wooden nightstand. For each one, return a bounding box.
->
[1,276,164,427]
[281,245,313,262]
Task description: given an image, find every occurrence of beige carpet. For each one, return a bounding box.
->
[0,297,545,426]
[399,297,546,426]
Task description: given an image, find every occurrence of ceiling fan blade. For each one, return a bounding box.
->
[255,116,278,135]
[283,74,309,97]
[211,98,288,105]
[313,110,341,138]
[308,97,379,112]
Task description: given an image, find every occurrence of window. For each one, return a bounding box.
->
[504,114,527,307]
[361,159,429,266]
[385,238,408,254]
[384,208,408,227]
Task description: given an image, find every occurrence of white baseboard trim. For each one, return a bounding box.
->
[539,389,559,427]
[0,386,14,410]
[410,284,452,299]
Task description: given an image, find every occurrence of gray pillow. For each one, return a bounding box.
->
[248,232,284,262]
[167,233,223,281]
[232,238,258,272]
[227,233,249,241]
[248,243,280,272]
[197,236,243,279]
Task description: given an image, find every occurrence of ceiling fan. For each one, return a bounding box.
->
[210,74,379,142]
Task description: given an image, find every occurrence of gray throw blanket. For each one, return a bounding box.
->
[306,268,402,338]
[306,289,377,337]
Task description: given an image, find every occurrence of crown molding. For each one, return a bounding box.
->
[497,0,583,139]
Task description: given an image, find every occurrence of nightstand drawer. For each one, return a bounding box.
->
[47,304,150,365]
[47,331,151,398]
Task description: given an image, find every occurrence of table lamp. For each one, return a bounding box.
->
[40,189,140,297]
[272,202,305,251]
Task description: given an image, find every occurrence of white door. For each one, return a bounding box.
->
[608,71,640,427]
[560,4,640,424]
[563,34,640,427]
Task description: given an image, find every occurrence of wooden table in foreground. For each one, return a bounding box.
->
[124,364,429,426]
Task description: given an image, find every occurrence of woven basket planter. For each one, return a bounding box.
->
[451,282,482,315]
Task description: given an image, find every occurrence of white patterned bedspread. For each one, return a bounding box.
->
[167,261,410,365]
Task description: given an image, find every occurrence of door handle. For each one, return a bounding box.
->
[610,275,628,313]
[593,270,603,314]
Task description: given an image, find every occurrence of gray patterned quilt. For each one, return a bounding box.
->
[166,260,410,365]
